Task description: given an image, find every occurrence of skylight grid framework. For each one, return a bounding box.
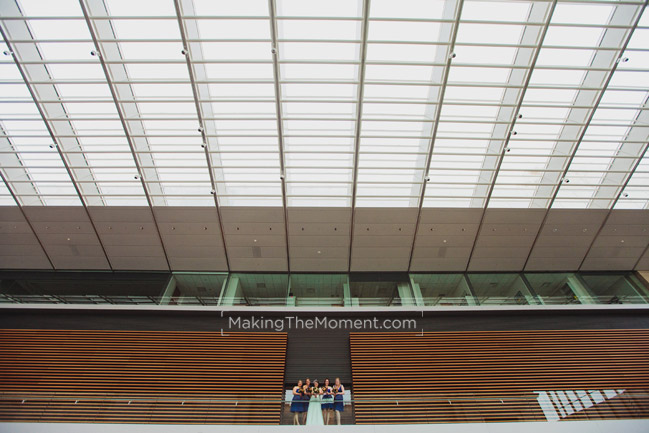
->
[357,0,462,208]
[0,0,647,211]
[0,0,148,206]
[275,0,364,208]
[492,1,647,209]
[82,0,214,207]
[178,0,282,206]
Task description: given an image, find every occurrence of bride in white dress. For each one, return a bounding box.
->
[305,379,324,425]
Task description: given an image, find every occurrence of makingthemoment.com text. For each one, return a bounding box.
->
[228,316,417,332]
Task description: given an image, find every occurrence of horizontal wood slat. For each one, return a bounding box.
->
[350,329,649,424]
[0,329,287,424]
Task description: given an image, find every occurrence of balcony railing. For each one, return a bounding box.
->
[1,389,647,425]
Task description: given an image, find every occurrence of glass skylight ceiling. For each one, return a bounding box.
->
[0,0,647,208]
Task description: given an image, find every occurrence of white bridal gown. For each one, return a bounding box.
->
[305,394,324,425]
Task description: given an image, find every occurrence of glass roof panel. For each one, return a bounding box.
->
[183,0,280,206]
[358,0,449,207]
[558,7,649,209]
[489,1,643,209]
[276,0,361,206]
[424,0,534,207]
[0,0,646,210]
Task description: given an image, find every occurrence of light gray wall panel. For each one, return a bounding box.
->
[88,207,167,270]
[581,209,649,271]
[469,258,530,270]
[410,257,469,272]
[153,207,227,271]
[351,208,417,271]
[468,209,545,272]
[290,258,349,271]
[411,208,483,272]
[289,236,349,247]
[286,206,351,270]
[636,248,649,270]
[220,207,287,272]
[526,209,608,271]
[3,206,648,272]
[228,258,288,271]
[0,207,51,269]
[22,206,109,270]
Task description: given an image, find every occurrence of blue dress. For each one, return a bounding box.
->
[290,387,305,412]
[302,387,311,407]
[322,386,333,410]
[333,386,344,412]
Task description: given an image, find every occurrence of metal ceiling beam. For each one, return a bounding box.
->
[464,0,557,272]
[406,0,464,272]
[13,58,649,70]
[5,111,649,122]
[0,168,55,269]
[7,85,647,102]
[268,0,291,273]
[2,178,647,187]
[522,3,646,271]
[0,22,114,270]
[0,124,42,205]
[3,37,647,52]
[7,165,647,177]
[5,7,649,21]
[174,0,230,272]
[5,115,649,127]
[79,0,171,271]
[348,0,371,272]
[3,78,648,88]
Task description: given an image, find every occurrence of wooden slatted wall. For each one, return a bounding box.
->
[0,329,287,424]
[350,329,649,424]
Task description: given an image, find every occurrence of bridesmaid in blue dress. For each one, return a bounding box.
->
[302,378,312,424]
[290,379,305,425]
[321,378,333,424]
[333,377,345,425]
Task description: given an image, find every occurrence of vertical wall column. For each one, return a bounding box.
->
[409,277,425,307]
[158,276,177,306]
[397,282,417,307]
[567,275,597,304]
[219,275,242,307]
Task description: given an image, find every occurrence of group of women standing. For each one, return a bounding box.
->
[290,377,345,425]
